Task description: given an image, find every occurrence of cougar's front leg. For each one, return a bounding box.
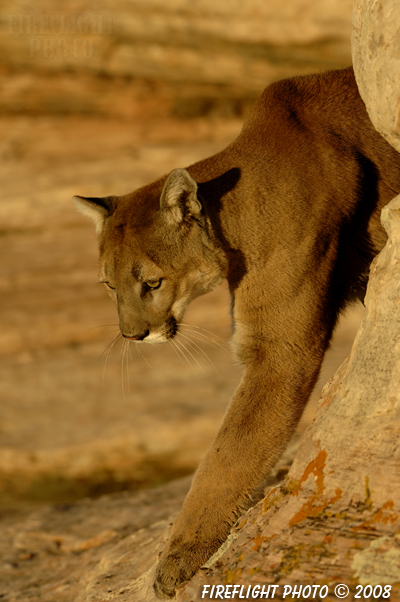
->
[153,293,328,598]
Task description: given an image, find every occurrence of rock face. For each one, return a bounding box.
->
[96,0,353,89]
[0,477,191,602]
[352,0,400,152]
[1,0,353,87]
[0,450,296,601]
[0,0,353,119]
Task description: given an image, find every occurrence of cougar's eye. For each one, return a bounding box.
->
[144,279,162,290]
[103,281,115,290]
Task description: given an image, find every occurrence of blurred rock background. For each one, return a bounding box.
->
[1,0,354,118]
[0,0,363,515]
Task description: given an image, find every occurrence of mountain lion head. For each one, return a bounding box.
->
[73,168,227,343]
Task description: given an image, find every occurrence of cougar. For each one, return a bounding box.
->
[73,67,400,598]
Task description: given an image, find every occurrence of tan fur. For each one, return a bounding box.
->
[73,68,400,598]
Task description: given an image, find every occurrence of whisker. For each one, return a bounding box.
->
[175,337,204,373]
[178,328,229,353]
[135,343,143,363]
[177,325,229,353]
[121,338,127,400]
[177,322,228,345]
[137,343,153,369]
[178,332,218,373]
[101,331,122,384]
[172,338,193,369]
[126,340,131,394]
[98,330,122,363]
[169,339,185,365]
[88,323,120,331]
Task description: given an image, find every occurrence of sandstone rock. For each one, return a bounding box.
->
[104,0,353,89]
[352,0,400,152]
[0,449,296,601]
[0,477,191,601]
[0,0,353,84]
[0,0,353,118]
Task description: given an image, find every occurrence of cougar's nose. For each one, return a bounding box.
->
[122,330,150,341]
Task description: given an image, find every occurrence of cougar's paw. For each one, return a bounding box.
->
[153,546,203,599]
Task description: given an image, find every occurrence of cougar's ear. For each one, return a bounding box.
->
[72,195,116,235]
[160,168,202,224]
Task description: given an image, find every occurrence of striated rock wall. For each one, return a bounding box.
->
[0,0,353,118]
[352,0,400,153]
[1,0,353,85]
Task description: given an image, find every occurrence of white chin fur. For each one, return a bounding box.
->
[143,332,169,345]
